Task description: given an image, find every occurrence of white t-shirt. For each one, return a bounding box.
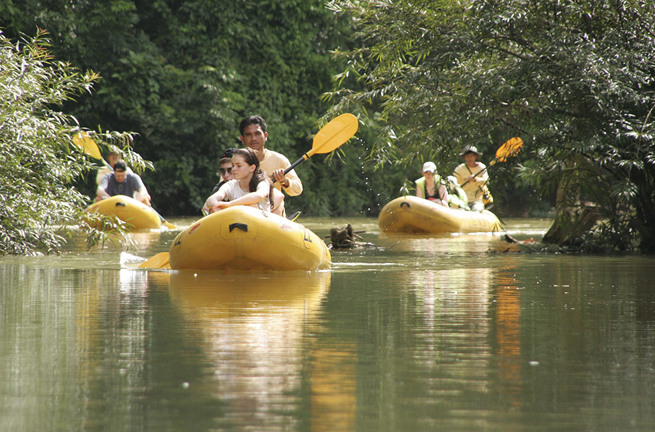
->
[218,179,270,212]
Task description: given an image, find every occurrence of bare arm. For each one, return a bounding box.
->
[438,184,449,207]
[202,187,228,214]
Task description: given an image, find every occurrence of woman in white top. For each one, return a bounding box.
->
[202,148,273,214]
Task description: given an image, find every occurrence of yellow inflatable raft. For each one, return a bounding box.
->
[85,195,162,230]
[378,196,502,234]
[169,206,331,271]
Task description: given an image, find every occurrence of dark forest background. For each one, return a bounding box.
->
[1,0,541,219]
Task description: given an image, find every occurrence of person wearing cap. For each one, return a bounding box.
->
[94,150,132,185]
[453,145,488,212]
[96,160,151,206]
[415,161,449,206]
[210,147,238,195]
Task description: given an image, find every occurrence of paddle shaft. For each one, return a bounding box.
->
[459,164,491,188]
[151,205,177,229]
[268,153,304,186]
[285,153,309,175]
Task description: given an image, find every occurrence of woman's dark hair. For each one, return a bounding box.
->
[233,148,274,210]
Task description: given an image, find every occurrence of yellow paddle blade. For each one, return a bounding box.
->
[306,113,359,158]
[494,137,523,163]
[73,132,103,160]
[283,113,359,175]
[162,220,178,230]
[138,252,171,270]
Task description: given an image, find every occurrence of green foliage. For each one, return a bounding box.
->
[328,0,655,252]
[0,29,143,254]
[0,30,90,254]
[2,0,373,216]
[80,212,134,249]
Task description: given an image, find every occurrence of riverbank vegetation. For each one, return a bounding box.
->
[2,0,654,253]
[0,30,144,254]
[326,0,655,252]
[2,0,400,219]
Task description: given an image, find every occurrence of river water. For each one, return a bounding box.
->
[1,216,654,432]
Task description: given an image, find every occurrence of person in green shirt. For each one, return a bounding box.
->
[415,161,448,207]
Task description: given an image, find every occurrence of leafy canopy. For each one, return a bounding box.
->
[328,0,655,251]
[0,29,146,254]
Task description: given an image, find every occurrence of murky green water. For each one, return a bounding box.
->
[1,217,654,431]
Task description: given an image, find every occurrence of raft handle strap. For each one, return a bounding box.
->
[229,223,248,233]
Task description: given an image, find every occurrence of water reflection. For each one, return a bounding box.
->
[62,228,180,263]
[4,218,655,431]
[491,259,523,409]
[0,263,154,431]
[167,270,332,431]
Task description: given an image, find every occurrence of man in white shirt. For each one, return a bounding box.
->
[453,145,488,212]
[238,115,303,216]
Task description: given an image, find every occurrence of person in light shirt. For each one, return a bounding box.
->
[453,145,488,212]
[238,115,302,216]
[202,148,273,215]
[415,161,448,207]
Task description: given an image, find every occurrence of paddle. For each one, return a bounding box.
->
[73,132,112,168]
[139,113,359,270]
[460,137,523,186]
[138,252,171,270]
[150,205,178,229]
[73,131,177,229]
[283,113,359,175]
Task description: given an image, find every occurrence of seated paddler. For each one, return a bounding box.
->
[415,161,449,207]
[96,160,151,206]
[202,148,273,215]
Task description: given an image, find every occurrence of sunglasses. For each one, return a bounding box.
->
[219,167,232,175]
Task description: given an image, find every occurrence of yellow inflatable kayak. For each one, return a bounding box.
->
[169,206,331,271]
[378,196,502,234]
[85,195,162,230]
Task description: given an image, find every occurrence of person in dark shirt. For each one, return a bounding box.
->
[96,161,151,206]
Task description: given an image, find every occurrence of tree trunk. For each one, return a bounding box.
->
[543,155,601,245]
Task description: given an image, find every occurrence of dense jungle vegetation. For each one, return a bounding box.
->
[2,0,654,253]
[2,0,404,221]
[326,0,655,252]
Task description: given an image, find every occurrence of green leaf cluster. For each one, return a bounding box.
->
[0,29,152,254]
[0,30,136,254]
[328,0,655,251]
[2,0,378,217]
